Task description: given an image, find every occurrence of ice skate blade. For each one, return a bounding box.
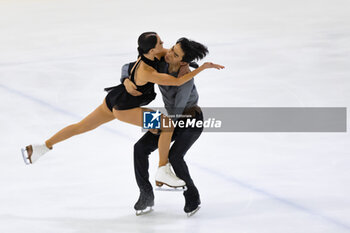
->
[155,186,187,192]
[187,206,201,217]
[155,181,187,191]
[135,207,153,216]
[21,148,30,165]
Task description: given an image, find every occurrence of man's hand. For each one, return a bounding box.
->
[123,78,142,96]
[178,64,191,77]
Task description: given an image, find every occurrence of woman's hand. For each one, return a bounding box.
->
[178,64,191,77]
[201,62,225,70]
[123,78,142,96]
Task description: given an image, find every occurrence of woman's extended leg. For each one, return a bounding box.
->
[113,107,174,167]
[45,99,115,148]
[22,99,115,164]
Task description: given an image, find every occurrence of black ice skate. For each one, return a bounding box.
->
[184,189,201,217]
[134,191,154,216]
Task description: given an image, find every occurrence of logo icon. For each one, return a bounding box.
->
[143,110,161,129]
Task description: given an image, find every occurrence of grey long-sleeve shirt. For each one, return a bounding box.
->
[120,60,199,120]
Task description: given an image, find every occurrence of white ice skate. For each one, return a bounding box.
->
[21,144,50,165]
[155,163,186,191]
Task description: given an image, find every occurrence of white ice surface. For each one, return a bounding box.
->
[0,0,350,233]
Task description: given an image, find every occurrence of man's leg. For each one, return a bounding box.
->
[168,111,204,213]
[168,131,202,189]
[134,131,160,193]
[168,111,203,188]
[133,131,160,212]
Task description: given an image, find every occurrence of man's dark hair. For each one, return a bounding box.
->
[176,37,209,63]
[138,32,157,55]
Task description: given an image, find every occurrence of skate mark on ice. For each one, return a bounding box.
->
[0,84,133,140]
[191,162,350,232]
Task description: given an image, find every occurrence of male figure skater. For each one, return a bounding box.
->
[121,38,208,216]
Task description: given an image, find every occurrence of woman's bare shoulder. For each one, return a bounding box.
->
[134,62,157,84]
[139,62,157,73]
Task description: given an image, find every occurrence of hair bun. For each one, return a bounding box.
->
[137,47,144,55]
[189,62,199,68]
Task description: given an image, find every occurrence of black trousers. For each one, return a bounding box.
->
[134,111,204,195]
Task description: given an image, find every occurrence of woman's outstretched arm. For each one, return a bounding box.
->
[144,62,224,86]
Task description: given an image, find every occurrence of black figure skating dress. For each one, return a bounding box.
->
[104,54,159,111]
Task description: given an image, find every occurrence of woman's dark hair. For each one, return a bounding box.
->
[176,37,209,63]
[137,32,158,55]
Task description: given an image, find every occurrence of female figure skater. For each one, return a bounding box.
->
[21,32,224,187]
